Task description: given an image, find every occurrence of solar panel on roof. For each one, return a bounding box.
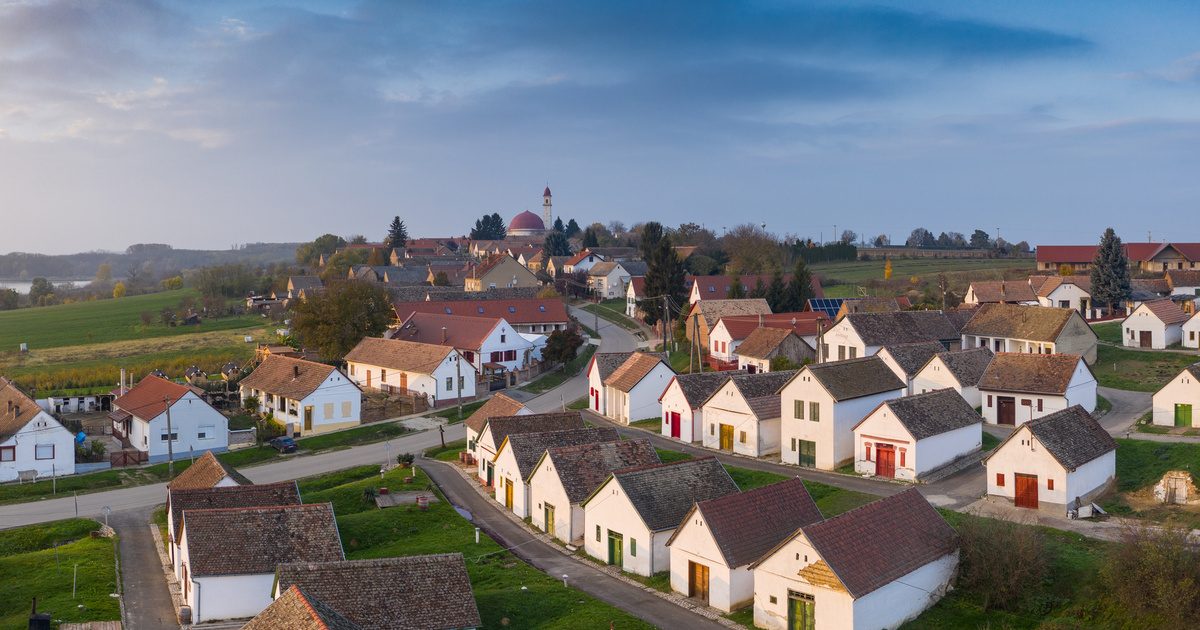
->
[808,298,845,318]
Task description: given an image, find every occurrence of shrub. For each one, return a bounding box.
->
[955,515,1047,611]
[397,452,415,467]
[1100,523,1200,628]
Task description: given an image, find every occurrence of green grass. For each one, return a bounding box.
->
[310,466,654,629]
[809,258,1033,285]
[296,465,383,495]
[521,345,596,394]
[654,448,694,464]
[0,519,119,628]
[1113,439,1200,491]
[581,303,642,333]
[425,438,468,462]
[1095,394,1112,416]
[429,399,488,423]
[227,413,257,430]
[1092,321,1123,344]
[725,467,790,491]
[0,288,260,350]
[1094,345,1197,392]
[629,417,662,431]
[725,606,755,627]
[627,571,672,593]
[566,396,588,410]
[982,432,1001,451]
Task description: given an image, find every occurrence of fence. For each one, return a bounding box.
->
[110,450,148,467]
[228,428,257,450]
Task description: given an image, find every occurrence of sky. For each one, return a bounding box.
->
[1,0,1198,255]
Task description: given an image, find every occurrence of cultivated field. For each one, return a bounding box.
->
[811,257,1034,285]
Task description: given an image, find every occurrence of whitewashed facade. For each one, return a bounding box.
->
[1122,302,1185,349]
[346,346,475,407]
[851,395,982,482]
[242,369,360,436]
[912,355,983,408]
[1151,365,1200,428]
[1184,313,1200,349]
[605,361,674,424]
[980,360,1096,426]
[0,397,75,482]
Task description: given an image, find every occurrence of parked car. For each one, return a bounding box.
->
[268,436,298,453]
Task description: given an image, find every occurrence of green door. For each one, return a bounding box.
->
[787,591,815,630]
[798,440,816,468]
[607,531,623,566]
[1176,404,1193,427]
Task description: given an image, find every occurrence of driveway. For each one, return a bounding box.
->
[1097,386,1152,435]
[109,507,178,630]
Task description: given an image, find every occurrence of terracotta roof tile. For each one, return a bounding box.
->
[240,355,345,401]
[1166,270,1200,288]
[979,352,1086,395]
[464,393,528,433]
[170,480,301,541]
[389,312,501,349]
[181,503,343,576]
[243,584,362,630]
[393,298,568,325]
[734,329,797,361]
[500,427,620,479]
[344,337,455,375]
[0,377,47,441]
[167,451,250,491]
[968,280,1038,303]
[692,275,824,300]
[719,312,830,340]
[1139,299,1190,326]
[961,303,1082,343]
[539,439,659,503]
[589,352,635,381]
[112,375,200,422]
[604,352,670,392]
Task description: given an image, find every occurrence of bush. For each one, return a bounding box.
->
[396,452,415,467]
[955,515,1047,611]
[1100,523,1200,628]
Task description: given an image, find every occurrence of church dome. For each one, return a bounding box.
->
[509,210,545,233]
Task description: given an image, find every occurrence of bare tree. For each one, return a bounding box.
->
[839,230,857,245]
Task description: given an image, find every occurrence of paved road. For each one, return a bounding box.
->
[1097,386,1151,435]
[110,507,178,630]
[421,457,727,630]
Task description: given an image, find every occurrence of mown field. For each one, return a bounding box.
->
[1093,345,1197,392]
[0,519,120,628]
[810,258,1034,285]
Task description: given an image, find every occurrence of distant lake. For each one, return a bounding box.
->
[0,279,93,295]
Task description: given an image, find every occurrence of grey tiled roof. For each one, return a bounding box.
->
[181,503,344,576]
[931,347,993,387]
[591,352,635,381]
[669,371,740,408]
[503,427,620,479]
[484,412,585,447]
[843,311,961,347]
[603,458,739,532]
[801,356,905,401]
[995,405,1116,471]
[872,389,982,441]
[169,480,301,541]
[275,554,481,630]
[542,439,659,503]
[880,342,946,378]
[728,370,799,400]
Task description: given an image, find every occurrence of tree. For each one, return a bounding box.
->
[112,282,127,298]
[936,232,953,248]
[536,285,561,298]
[470,213,507,240]
[640,221,687,326]
[139,311,153,327]
[727,275,746,299]
[348,235,369,245]
[552,217,565,233]
[160,275,184,290]
[722,223,782,274]
[780,258,815,312]
[543,329,583,364]
[28,277,54,303]
[320,248,370,281]
[956,515,1047,611]
[582,227,600,248]
[386,216,408,248]
[765,269,787,311]
[872,234,891,247]
[564,218,582,238]
[686,254,718,276]
[839,230,857,245]
[884,258,893,280]
[95,263,113,282]
[295,234,346,266]
[749,277,767,299]
[1012,241,1032,254]
[905,228,935,248]
[543,231,573,257]
[0,288,17,311]
[366,247,387,266]
[969,229,992,249]
[433,271,451,286]
[1100,523,1200,627]
[1090,227,1132,312]
[292,280,395,360]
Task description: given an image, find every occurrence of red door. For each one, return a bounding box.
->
[1015,473,1039,509]
[669,412,681,439]
[592,387,600,411]
[875,444,896,478]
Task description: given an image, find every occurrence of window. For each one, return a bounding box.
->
[324,403,334,419]
[1047,478,1054,490]
[0,446,14,462]
[739,431,746,444]
[504,350,517,361]
[160,432,178,441]
[865,443,872,461]
[349,364,355,376]
[710,424,715,436]
[769,596,778,604]
[1037,399,1043,412]
[987,395,993,407]
[809,402,819,422]
[490,351,502,362]
[464,351,474,363]
[996,473,1005,487]
[197,426,214,440]
[380,369,387,382]
[849,347,857,359]
[539,305,546,312]
[459,376,465,389]
[791,438,796,451]
[899,448,906,467]
[35,444,54,460]
[342,401,352,418]
[838,345,846,361]
[596,525,601,542]
[508,306,516,313]
[793,400,804,419]
[630,538,637,556]
[446,377,454,391]
[500,334,507,343]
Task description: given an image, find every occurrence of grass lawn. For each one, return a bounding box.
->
[1095,394,1112,416]
[809,258,1033,285]
[1112,439,1200,492]
[0,519,120,628]
[1092,321,1123,344]
[566,396,588,410]
[982,432,1001,451]
[429,399,488,423]
[1093,345,1197,392]
[629,417,662,431]
[581,303,642,333]
[425,438,468,462]
[521,345,596,394]
[309,466,655,629]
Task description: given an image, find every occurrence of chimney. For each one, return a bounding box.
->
[441,327,448,344]
[293,365,300,379]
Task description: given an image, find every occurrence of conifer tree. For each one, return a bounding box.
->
[766,269,787,311]
[781,258,815,312]
[1090,227,1132,312]
[641,222,686,326]
[727,276,746,299]
[386,216,408,248]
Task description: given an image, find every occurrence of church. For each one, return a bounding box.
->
[507,186,554,236]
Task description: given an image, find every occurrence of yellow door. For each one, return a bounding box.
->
[303,406,313,432]
[719,424,734,451]
[544,503,556,537]
[504,479,514,510]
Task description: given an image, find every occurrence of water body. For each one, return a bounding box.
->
[0,279,92,294]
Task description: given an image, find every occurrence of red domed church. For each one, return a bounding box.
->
[507,187,554,236]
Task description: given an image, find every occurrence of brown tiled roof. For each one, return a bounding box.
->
[113,375,201,422]
[393,298,568,325]
[979,352,1086,396]
[0,377,48,441]
[1035,275,1092,298]
[344,337,454,375]
[1166,269,1200,289]
[566,249,602,266]
[968,280,1037,303]
[862,389,981,441]
[798,357,906,402]
[181,503,344,576]
[538,439,659,503]
[841,311,961,347]
[1131,277,1170,297]
[928,347,993,387]
[592,458,739,532]
[170,481,301,541]
[986,405,1115,471]
[483,412,585,447]
[1139,299,1190,326]
[720,312,830,340]
[604,352,670,392]
[736,328,799,360]
[240,355,345,400]
[389,312,501,349]
[243,584,362,630]
[795,489,956,599]
[961,303,1082,343]
[167,451,250,491]
[878,342,946,379]
[663,371,738,408]
[588,261,620,277]
[696,299,772,328]
[708,371,799,421]
[274,555,481,630]
[670,478,823,568]
[589,352,634,381]
[464,393,527,433]
[500,427,621,479]
[472,253,516,277]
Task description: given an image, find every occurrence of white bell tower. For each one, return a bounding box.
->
[542,185,553,227]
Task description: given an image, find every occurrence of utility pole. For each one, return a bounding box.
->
[816,320,825,364]
[164,397,175,479]
[455,354,463,422]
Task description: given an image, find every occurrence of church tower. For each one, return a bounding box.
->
[542,186,553,227]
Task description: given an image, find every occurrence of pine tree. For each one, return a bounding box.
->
[749,278,767,299]
[641,222,687,326]
[582,227,599,248]
[727,276,746,299]
[781,258,815,312]
[470,213,507,240]
[386,216,408,248]
[1090,227,1131,312]
[543,231,573,257]
[553,217,565,233]
[565,218,582,238]
[766,269,786,311]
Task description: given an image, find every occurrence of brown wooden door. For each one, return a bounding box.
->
[688,560,710,602]
[997,397,1016,425]
[1015,473,1039,509]
[400,372,408,391]
[874,444,896,478]
[1140,331,1153,348]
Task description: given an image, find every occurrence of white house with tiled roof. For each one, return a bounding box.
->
[239,355,361,436]
[658,371,736,443]
[979,353,1095,426]
[112,375,228,462]
[699,371,797,458]
[602,352,674,424]
[1185,312,1200,349]
[0,377,75,482]
[491,427,619,518]
[464,393,529,476]
[1151,363,1200,428]
[851,389,983,482]
[911,347,993,408]
[344,337,475,407]
[961,303,1097,363]
[1122,299,1189,349]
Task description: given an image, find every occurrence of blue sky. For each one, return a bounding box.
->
[1,0,1198,254]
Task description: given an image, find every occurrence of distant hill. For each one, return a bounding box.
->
[0,242,302,279]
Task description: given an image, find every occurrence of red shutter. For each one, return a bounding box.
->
[865,444,872,461]
[987,395,993,407]
[996,473,1005,487]
[1047,478,1054,490]
[899,449,906,467]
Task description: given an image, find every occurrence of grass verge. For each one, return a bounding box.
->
[521,345,596,395]
[429,399,488,423]
[1094,345,1197,392]
[982,432,1001,451]
[0,519,119,628]
[425,439,468,462]
[581,303,642,333]
[629,417,661,431]
[1092,321,1123,345]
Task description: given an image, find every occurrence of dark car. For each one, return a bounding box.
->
[268,436,298,453]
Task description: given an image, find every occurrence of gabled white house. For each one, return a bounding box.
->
[820,311,961,362]
[665,478,823,613]
[603,352,674,424]
[527,438,659,544]
[851,389,982,482]
[1151,363,1200,428]
[587,261,632,299]
[586,352,634,416]
[464,393,529,475]
[750,489,958,630]
[563,250,606,274]
[582,458,739,577]
[1184,312,1200,349]
[778,357,905,470]
[699,371,798,457]
[911,347,994,408]
[984,406,1116,514]
[344,337,476,407]
[112,375,229,463]
[658,371,736,443]
[388,312,535,373]
[166,481,301,579]
[1034,275,1092,312]
[239,355,361,436]
[875,342,945,395]
[625,276,646,319]
[166,450,247,491]
[473,412,585,487]
[1122,299,1189,349]
[491,427,619,518]
[978,353,1096,426]
[0,377,75,482]
[961,303,1098,364]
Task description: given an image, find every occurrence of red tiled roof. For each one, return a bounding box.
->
[628,276,645,297]
[1140,299,1190,326]
[718,312,830,340]
[691,274,824,300]
[1035,242,1195,264]
[566,249,600,266]
[113,375,200,422]
[393,298,568,325]
[390,312,502,349]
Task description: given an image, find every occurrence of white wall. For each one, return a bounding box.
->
[668,515,753,612]
[583,479,657,576]
[136,393,229,462]
[847,553,959,630]
[1066,450,1117,507]
[876,348,914,394]
[781,371,902,470]
[492,445,531,518]
[1183,316,1200,349]
[913,356,983,408]
[1040,283,1090,311]
[1123,305,1182,349]
[189,574,274,623]
[913,424,982,476]
[986,427,1065,507]
[476,319,536,372]
[0,412,75,482]
[708,322,740,362]
[528,457,581,544]
[1152,369,1200,427]
[347,352,476,406]
[821,319,871,362]
[297,371,361,434]
[701,380,780,457]
[614,363,674,423]
[660,380,700,443]
[852,406,980,480]
[587,362,607,415]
